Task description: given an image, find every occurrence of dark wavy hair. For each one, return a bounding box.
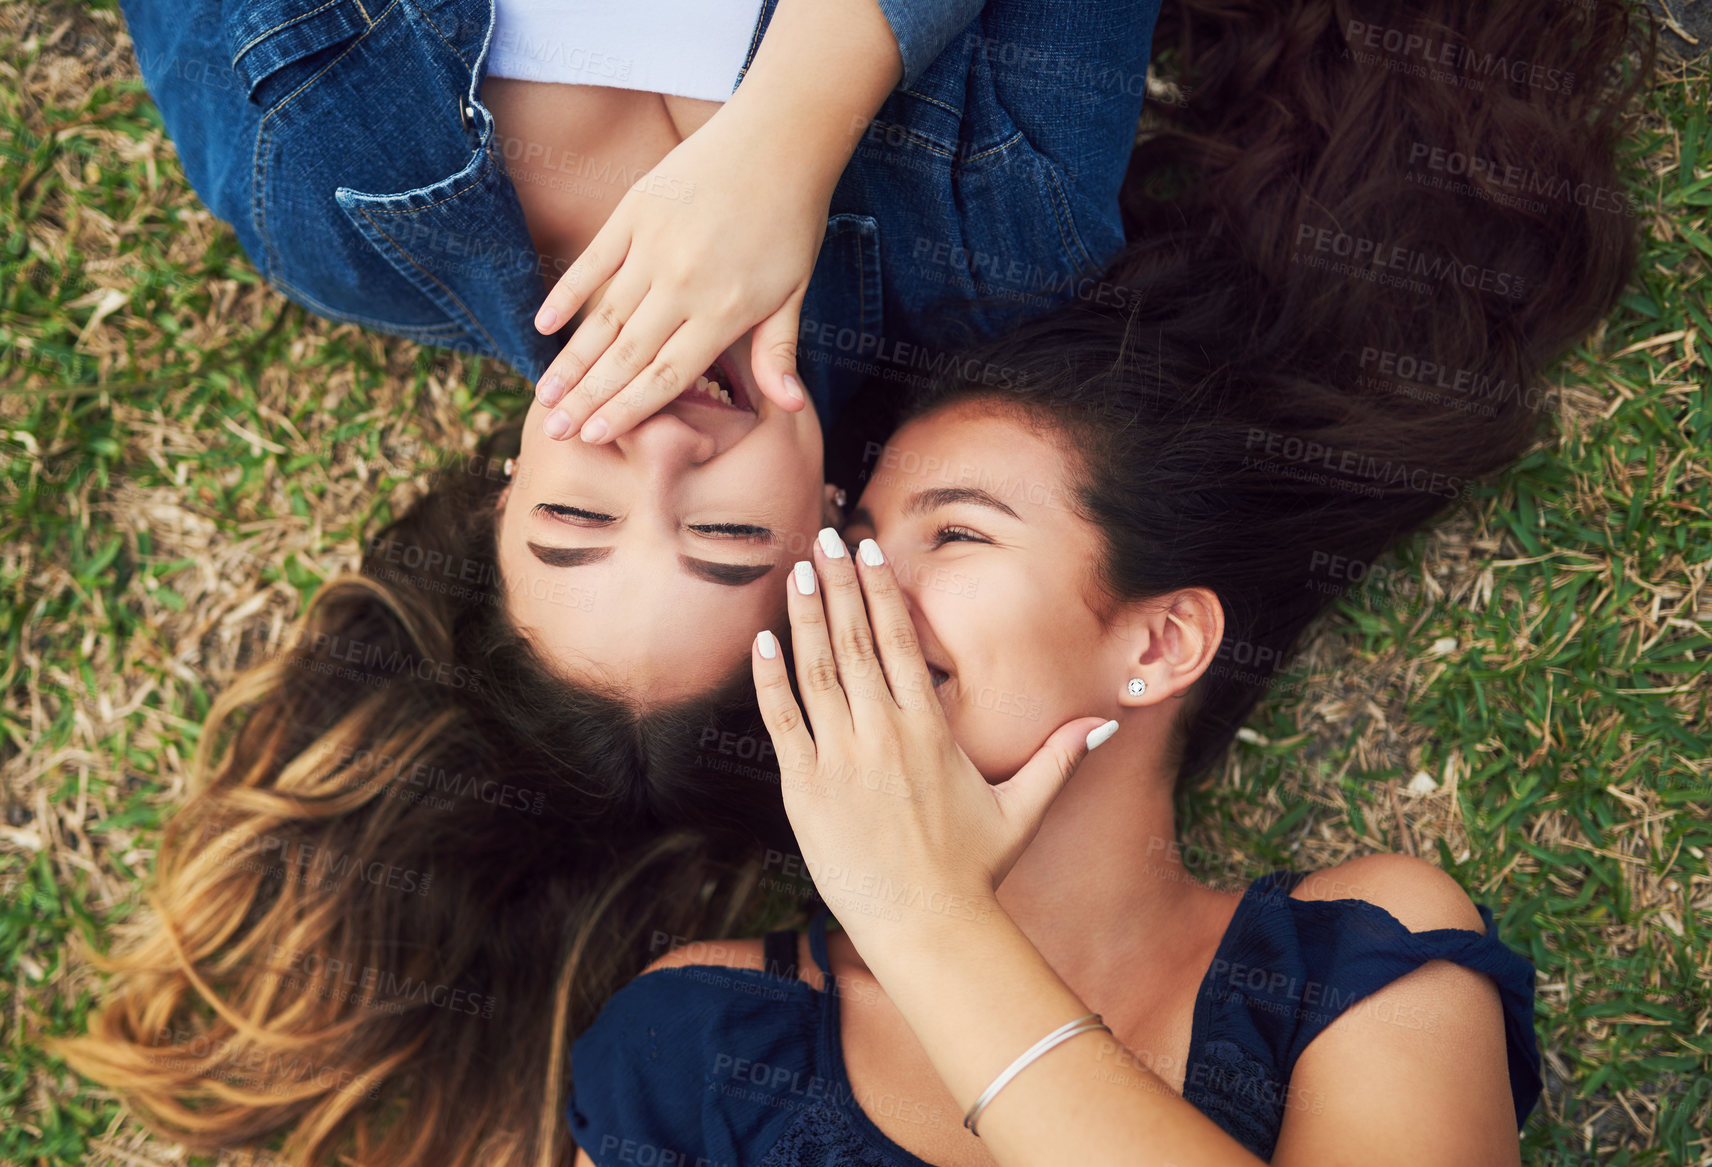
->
[59,0,1652,1162]
[887,0,1652,783]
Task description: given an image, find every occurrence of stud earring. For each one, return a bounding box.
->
[502,458,516,481]
[833,487,848,508]
[1127,678,1147,697]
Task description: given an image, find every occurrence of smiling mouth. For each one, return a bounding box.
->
[675,355,753,413]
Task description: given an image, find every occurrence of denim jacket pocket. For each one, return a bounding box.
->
[227,0,377,105]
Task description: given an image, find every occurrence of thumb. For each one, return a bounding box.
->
[993,717,1117,834]
[749,291,807,412]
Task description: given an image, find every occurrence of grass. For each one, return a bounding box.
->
[0,1,1708,1164]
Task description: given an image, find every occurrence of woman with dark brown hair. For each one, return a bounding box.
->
[562,0,1655,1164]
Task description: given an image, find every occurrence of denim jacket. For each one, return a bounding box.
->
[121,0,1159,421]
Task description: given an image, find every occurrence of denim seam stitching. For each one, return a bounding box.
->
[357,208,504,354]
[352,168,492,215]
[231,0,355,66]
[898,87,958,117]
[350,0,372,24]
[406,0,473,70]
[252,0,401,275]
[732,0,771,88]
[1035,158,1092,270]
[959,130,1025,167]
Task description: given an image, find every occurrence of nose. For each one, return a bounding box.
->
[877,532,925,611]
[612,411,718,468]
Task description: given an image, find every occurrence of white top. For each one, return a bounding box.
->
[487,0,766,102]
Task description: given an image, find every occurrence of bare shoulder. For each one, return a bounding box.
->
[641,936,768,977]
[640,931,824,991]
[1272,854,1520,1166]
[1290,853,1487,934]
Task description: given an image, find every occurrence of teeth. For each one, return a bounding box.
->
[689,372,735,406]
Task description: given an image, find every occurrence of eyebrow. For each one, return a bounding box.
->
[901,487,1021,521]
[525,542,774,587]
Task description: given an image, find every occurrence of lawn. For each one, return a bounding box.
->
[1,1,1707,1164]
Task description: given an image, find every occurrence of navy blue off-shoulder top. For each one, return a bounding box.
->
[566,869,1542,1165]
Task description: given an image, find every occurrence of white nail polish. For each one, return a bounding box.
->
[858,538,884,566]
[756,630,778,659]
[818,527,846,558]
[794,561,816,595]
[1085,720,1119,751]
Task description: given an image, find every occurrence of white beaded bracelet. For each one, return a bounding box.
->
[962,1012,1111,1137]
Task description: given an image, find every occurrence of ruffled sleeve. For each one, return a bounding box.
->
[1186,871,1543,1159]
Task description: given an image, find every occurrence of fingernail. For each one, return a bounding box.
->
[544,412,572,439]
[756,630,778,659]
[817,527,845,558]
[858,538,884,566]
[1085,720,1119,751]
[782,373,804,406]
[793,561,816,595]
[536,307,562,334]
[537,373,566,406]
[580,417,610,443]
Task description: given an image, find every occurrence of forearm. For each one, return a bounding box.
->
[856,905,1268,1167]
[720,0,902,193]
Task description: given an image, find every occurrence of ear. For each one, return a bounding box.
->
[821,483,845,529]
[1117,587,1224,707]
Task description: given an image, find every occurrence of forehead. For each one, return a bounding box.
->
[504,559,790,701]
[865,405,1075,507]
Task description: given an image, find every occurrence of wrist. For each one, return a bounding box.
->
[715,90,866,197]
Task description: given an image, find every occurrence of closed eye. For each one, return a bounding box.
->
[533,504,615,524]
[931,524,991,548]
[689,523,775,542]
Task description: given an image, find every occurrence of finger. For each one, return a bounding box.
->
[850,538,938,717]
[748,291,807,412]
[752,629,817,793]
[535,277,646,423]
[786,558,854,740]
[811,527,890,717]
[577,320,729,444]
[536,227,628,336]
[993,717,1117,836]
[555,297,685,443]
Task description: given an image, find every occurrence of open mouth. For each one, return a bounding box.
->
[675,354,753,413]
